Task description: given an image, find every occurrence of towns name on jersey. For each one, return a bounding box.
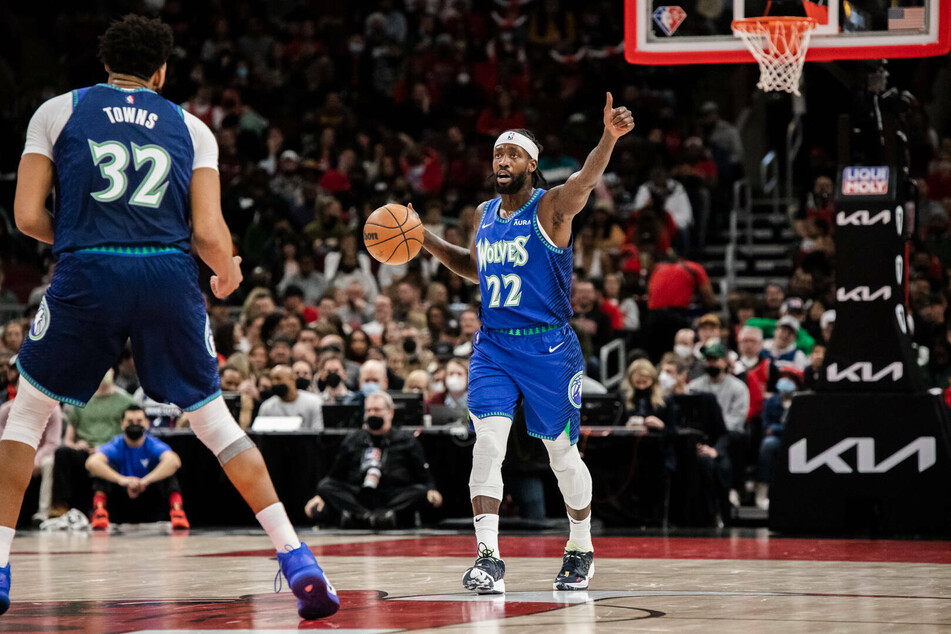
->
[477,236,529,271]
[102,106,159,129]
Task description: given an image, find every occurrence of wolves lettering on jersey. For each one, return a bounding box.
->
[50,84,194,255]
[476,235,529,270]
[475,189,574,330]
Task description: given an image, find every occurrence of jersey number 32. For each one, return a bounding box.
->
[88,139,171,208]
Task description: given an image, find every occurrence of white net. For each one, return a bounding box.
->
[732,18,817,97]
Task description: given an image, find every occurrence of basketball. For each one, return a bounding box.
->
[363,203,423,265]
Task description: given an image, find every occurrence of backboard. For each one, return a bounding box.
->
[625,0,949,64]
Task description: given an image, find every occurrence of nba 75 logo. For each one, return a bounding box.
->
[652,6,687,36]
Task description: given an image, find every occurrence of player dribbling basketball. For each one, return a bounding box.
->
[418,94,634,593]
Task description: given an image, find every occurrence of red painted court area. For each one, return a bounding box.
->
[199,535,951,564]
[0,590,567,632]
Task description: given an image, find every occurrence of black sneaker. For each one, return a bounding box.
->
[553,544,594,590]
[369,509,397,530]
[462,543,506,594]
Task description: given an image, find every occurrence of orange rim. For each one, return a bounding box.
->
[732,17,818,34]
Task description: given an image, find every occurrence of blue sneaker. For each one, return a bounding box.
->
[0,563,9,616]
[276,542,339,620]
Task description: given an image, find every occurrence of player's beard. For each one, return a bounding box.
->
[493,169,528,195]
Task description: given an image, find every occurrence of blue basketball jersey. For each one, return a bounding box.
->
[51,84,194,255]
[475,189,573,331]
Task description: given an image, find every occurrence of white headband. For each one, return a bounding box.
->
[494,130,539,161]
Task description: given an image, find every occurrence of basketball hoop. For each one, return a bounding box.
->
[732,17,817,96]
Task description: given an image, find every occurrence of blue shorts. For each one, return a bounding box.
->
[467,324,584,444]
[18,248,220,410]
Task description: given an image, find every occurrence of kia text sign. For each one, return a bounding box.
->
[826,362,903,383]
[789,437,937,474]
[842,166,889,195]
[836,209,891,226]
[836,286,893,302]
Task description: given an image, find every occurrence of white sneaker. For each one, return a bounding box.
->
[755,483,770,511]
[728,489,741,508]
[41,508,91,532]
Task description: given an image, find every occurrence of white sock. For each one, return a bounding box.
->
[473,513,500,557]
[255,503,301,552]
[568,513,593,552]
[0,525,14,567]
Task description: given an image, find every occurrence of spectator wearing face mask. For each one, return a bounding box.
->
[732,326,777,427]
[292,360,316,391]
[688,314,735,379]
[316,353,352,404]
[622,360,676,432]
[672,328,695,367]
[754,368,803,511]
[85,405,188,530]
[258,365,324,430]
[688,340,750,508]
[658,353,689,396]
[304,391,442,529]
[345,359,389,411]
[426,358,468,409]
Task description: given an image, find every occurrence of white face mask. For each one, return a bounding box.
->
[432,381,445,393]
[445,375,467,393]
[674,344,693,360]
[237,337,252,353]
[658,371,677,393]
[741,355,759,368]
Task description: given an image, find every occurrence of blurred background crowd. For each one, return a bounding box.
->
[1,0,951,522]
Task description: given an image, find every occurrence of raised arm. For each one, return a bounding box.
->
[538,92,634,247]
[417,201,481,284]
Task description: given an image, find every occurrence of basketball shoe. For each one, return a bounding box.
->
[0,563,9,615]
[553,542,594,590]
[276,542,339,620]
[90,507,109,531]
[169,507,190,530]
[462,543,505,594]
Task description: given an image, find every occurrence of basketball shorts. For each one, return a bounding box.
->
[17,248,220,410]
[467,324,584,444]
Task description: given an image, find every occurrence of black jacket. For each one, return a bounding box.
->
[327,427,435,490]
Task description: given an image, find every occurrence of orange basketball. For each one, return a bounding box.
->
[363,203,423,265]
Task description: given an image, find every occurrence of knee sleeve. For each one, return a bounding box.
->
[0,378,59,450]
[468,415,511,501]
[187,396,254,465]
[543,432,592,510]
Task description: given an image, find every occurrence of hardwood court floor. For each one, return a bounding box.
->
[2,526,950,633]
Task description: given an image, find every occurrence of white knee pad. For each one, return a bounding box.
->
[543,432,592,510]
[468,415,511,501]
[188,396,254,465]
[0,378,59,450]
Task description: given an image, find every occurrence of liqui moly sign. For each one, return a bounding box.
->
[842,166,889,195]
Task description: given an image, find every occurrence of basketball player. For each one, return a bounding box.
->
[417,94,634,593]
[0,16,337,620]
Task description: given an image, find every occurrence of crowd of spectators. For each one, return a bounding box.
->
[1,1,951,525]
